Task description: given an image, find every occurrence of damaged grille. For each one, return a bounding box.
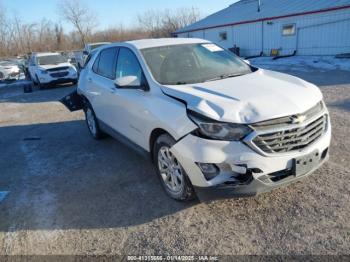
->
[252,102,324,130]
[250,102,327,154]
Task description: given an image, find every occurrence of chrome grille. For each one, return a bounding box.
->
[252,115,327,154]
[252,102,324,131]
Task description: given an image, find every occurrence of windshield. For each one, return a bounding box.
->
[141,43,252,85]
[37,55,67,65]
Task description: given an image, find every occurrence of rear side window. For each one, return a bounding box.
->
[95,47,118,79]
[92,54,100,72]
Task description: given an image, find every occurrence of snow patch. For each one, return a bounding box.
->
[249,56,350,72]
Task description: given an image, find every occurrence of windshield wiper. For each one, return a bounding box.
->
[205,73,244,82]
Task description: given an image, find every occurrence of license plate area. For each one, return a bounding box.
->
[294,151,320,177]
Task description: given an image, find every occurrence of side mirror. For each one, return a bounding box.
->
[244,59,251,65]
[115,75,141,88]
[83,50,89,55]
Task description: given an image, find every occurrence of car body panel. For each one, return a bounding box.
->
[162,69,323,124]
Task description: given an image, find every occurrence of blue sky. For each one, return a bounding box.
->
[1,0,237,31]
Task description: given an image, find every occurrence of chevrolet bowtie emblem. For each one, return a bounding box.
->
[291,115,307,124]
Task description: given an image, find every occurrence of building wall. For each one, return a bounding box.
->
[176,8,350,56]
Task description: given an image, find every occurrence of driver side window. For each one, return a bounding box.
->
[116,48,142,86]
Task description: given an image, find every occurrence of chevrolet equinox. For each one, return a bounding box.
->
[63,38,331,201]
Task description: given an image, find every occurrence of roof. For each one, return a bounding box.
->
[126,38,210,49]
[176,0,350,33]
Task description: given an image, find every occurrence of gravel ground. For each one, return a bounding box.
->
[0,63,349,256]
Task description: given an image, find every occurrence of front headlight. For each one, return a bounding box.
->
[39,69,47,74]
[188,110,252,141]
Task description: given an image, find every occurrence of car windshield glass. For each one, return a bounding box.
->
[141,43,252,85]
[37,55,67,65]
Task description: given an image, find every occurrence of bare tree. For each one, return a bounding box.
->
[54,23,64,50]
[138,7,201,38]
[0,4,202,58]
[57,0,98,47]
[0,5,9,56]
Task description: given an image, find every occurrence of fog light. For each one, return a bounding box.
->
[197,163,219,180]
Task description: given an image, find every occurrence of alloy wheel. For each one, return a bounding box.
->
[157,146,184,193]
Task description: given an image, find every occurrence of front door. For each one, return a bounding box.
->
[105,47,151,149]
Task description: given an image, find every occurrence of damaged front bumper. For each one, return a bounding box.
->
[170,122,331,201]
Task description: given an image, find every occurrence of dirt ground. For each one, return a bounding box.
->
[0,64,349,256]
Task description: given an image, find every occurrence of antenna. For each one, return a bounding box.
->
[258,0,261,12]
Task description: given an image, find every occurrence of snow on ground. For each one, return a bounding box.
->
[249,56,350,72]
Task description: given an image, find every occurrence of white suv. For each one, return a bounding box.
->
[28,52,78,89]
[65,38,331,201]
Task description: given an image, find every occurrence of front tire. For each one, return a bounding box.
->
[84,103,106,140]
[153,134,195,201]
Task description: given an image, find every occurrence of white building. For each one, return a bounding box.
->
[175,0,350,57]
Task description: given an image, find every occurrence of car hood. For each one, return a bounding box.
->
[161,69,323,124]
[39,63,72,70]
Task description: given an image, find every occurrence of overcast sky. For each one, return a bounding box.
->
[1,0,238,31]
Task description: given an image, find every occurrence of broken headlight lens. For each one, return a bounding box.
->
[188,110,252,141]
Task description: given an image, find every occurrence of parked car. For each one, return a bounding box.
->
[67,50,84,70]
[83,42,111,55]
[82,42,110,67]
[63,38,331,201]
[28,52,78,89]
[0,60,20,81]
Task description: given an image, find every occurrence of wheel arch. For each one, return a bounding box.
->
[149,128,176,162]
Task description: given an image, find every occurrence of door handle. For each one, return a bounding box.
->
[109,87,116,93]
[87,78,92,83]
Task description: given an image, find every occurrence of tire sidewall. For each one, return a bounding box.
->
[153,134,194,201]
[84,103,99,139]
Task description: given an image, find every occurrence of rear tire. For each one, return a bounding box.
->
[84,102,106,140]
[153,134,195,201]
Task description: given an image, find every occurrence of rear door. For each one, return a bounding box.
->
[87,47,119,124]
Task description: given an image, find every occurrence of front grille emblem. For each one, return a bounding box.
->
[290,115,306,124]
